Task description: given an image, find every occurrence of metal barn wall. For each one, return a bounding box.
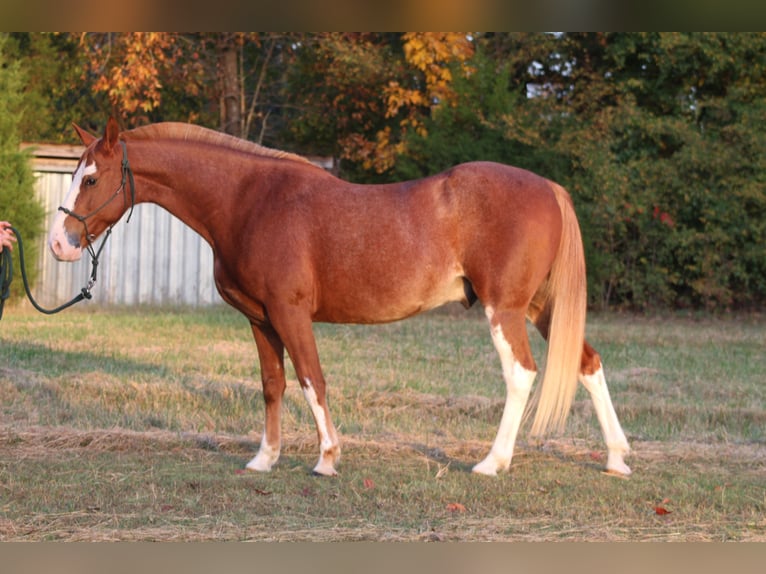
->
[30,146,223,307]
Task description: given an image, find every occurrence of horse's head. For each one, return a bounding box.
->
[49,117,134,262]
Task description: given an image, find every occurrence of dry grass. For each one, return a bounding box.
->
[0,422,764,541]
[0,305,764,541]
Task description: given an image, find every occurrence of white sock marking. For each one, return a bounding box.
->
[579,367,631,475]
[302,378,334,453]
[246,424,280,472]
[474,311,536,475]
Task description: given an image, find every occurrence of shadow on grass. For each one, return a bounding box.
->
[406,442,476,473]
[1,340,171,380]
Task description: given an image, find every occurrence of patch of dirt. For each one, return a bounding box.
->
[0,425,258,456]
[360,389,502,415]
[0,367,45,388]
[1,423,763,470]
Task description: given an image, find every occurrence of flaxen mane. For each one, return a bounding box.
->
[124,122,314,166]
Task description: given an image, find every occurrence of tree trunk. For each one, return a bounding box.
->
[218,37,241,136]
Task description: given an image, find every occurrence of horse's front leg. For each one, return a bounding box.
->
[269,308,340,476]
[246,322,287,472]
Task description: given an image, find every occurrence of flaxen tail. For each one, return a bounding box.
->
[530,182,587,436]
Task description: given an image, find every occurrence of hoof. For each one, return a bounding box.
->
[472,457,502,476]
[606,452,632,477]
[312,446,340,476]
[245,454,275,473]
[312,462,338,477]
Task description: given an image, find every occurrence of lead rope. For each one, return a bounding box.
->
[0,240,12,319]
[0,140,134,320]
[0,225,111,320]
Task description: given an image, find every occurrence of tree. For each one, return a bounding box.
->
[73,32,295,146]
[392,36,568,183]
[212,32,300,144]
[509,32,766,309]
[284,33,475,179]
[284,33,397,174]
[0,34,45,298]
[6,33,107,143]
[77,33,207,128]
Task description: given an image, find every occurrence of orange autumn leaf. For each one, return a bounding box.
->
[654,506,672,515]
[446,502,466,513]
[363,478,375,490]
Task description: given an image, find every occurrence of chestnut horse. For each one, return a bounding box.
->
[49,118,631,477]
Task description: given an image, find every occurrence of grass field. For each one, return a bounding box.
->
[0,303,764,541]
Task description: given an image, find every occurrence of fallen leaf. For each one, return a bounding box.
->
[252,488,272,496]
[234,469,246,475]
[654,506,672,516]
[446,502,466,513]
[363,478,375,490]
[589,451,603,461]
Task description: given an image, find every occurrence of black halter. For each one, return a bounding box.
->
[57,140,136,260]
[0,140,136,319]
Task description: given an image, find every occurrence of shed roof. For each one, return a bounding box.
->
[21,143,84,173]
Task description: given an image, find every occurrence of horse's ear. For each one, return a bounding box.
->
[103,117,121,154]
[72,123,97,146]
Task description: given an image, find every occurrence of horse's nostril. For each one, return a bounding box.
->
[67,232,81,248]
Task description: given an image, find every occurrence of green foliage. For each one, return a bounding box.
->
[7,33,109,142]
[391,46,567,182]
[0,34,45,298]
[550,33,766,310]
[6,32,766,310]
[284,33,400,161]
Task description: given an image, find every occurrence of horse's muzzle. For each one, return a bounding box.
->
[49,229,83,262]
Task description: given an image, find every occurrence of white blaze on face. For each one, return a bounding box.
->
[48,161,97,261]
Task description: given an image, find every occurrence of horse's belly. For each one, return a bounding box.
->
[314,274,469,324]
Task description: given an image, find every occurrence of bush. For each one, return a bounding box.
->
[0,34,45,301]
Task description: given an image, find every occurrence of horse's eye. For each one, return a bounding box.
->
[84,177,97,187]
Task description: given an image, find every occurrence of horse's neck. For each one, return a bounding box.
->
[132,141,246,247]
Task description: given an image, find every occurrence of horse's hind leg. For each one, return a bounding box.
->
[579,343,631,476]
[529,302,631,475]
[473,306,538,476]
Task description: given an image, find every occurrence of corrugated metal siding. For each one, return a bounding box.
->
[32,169,222,307]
